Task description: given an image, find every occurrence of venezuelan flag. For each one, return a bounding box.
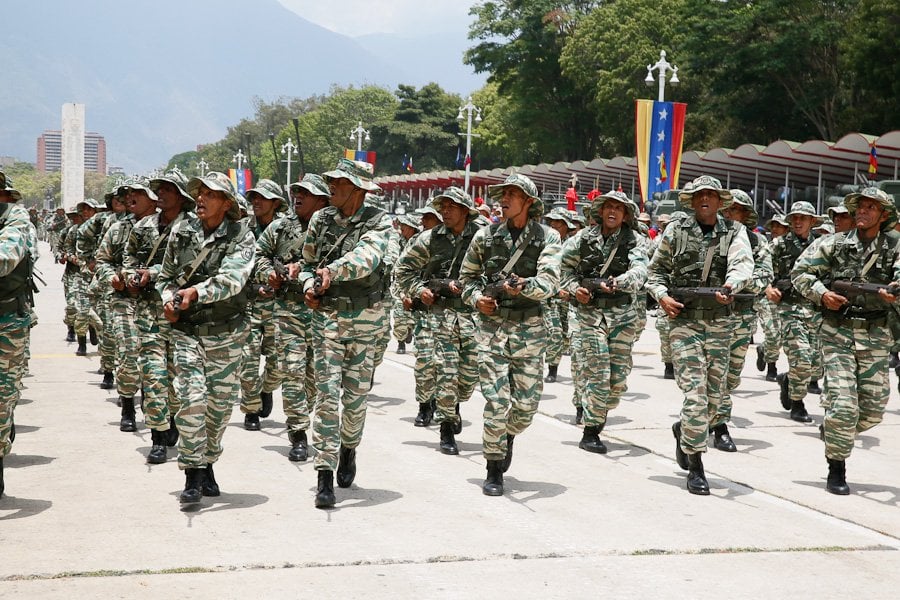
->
[344,148,355,160]
[228,168,252,194]
[635,99,687,207]
[869,144,878,175]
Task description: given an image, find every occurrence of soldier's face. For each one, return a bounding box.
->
[439,199,468,231]
[723,204,750,225]
[293,190,327,221]
[691,189,721,224]
[328,178,362,211]
[832,212,853,233]
[500,187,532,222]
[250,192,278,221]
[80,207,97,219]
[600,201,626,231]
[128,190,155,217]
[421,214,441,230]
[155,182,183,213]
[399,224,417,240]
[789,214,814,237]
[545,219,569,238]
[195,186,230,224]
[855,198,888,233]
[0,190,12,203]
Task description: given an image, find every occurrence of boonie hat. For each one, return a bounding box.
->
[488,173,543,217]
[290,173,331,198]
[246,178,287,212]
[679,175,733,209]
[187,171,240,220]
[432,186,479,218]
[322,158,380,192]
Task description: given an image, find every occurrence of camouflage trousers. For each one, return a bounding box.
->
[73,273,102,338]
[96,293,116,372]
[430,309,478,425]
[578,310,638,428]
[109,295,141,398]
[136,301,178,431]
[63,271,77,327]
[312,332,377,472]
[543,297,569,366]
[0,313,30,459]
[633,293,648,337]
[777,302,820,403]
[414,313,436,406]
[477,315,546,461]
[721,308,756,423]
[671,315,733,454]
[821,320,890,461]
[239,300,279,415]
[272,300,316,433]
[171,322,248,469]
[391,295,416,343]
[568,308,585,409]
[657,312,673,363]
[888,309,900,353]
[372,295,393,371]
[757,297,782,363]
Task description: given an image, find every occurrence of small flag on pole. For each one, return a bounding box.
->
[464,154,471,168]
[869,144,878,175]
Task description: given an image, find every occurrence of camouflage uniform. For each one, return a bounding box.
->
[74,200,108,360]
[58,217,81,331]
[0,198,35,496]
[792,187,899,494]
[542,208,577,377]
[560,191,648,452]
[459,174,561,495]
[302,160,390,486]
[156,172,254,501]
[395,187,482,452]
[647,175,753,495]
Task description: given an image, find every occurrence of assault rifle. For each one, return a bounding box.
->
[171,291,184,315]
[272,257,289,282]
[425,278,460,298]
[831,280,900,298]
[772,278,793,294]
[669,286,757,303]
[483,273,523,299]
[128,265,146,289]
[579,276,617,296]
[310,273,325,298]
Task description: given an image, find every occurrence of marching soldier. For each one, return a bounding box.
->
[395,187,482,455]
[156,172,255,504]
[74,199,106,357]
[756,214,790,381]
[301,159,390,508]
[542,207,577,383]
[459,174,561,496]
[560,190,648,454]
[792,187,900,494]
[254,174,331,461]
[647,175,753,495]
[58,209,84,342]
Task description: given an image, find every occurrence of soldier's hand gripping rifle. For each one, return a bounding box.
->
[579,276,617,297]
[426,278,461,298]
[171,291,184,315]
[483,273,523,300]
[831,280,900,298]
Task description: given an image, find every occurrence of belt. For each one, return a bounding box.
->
[823,316,887,331]
[319,290,384,312]
[584,295,630,309]
[495,305,542,321]
[282,289,305,304]
[675,305,732,320]
[172,314,245,337]
[429,297,469,312]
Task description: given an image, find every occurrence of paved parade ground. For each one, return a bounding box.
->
[3,243,900,598]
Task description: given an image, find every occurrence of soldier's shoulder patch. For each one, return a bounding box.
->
[241,247,254,262]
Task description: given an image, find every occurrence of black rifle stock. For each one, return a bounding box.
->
[831,280,900,298]
[669,286,757,303]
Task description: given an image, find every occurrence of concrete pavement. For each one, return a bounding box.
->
[2,242,899,598]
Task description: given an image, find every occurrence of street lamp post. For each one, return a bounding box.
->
[457,96,482,194]
[349,121,370,152]
[233,149,246,170]
[644,49,680,102]
[197,159,209,176]
[281,137,298,188]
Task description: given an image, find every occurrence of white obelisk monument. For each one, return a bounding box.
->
[61,103,85,212]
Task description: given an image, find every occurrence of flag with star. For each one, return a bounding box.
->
[635,99,687,207]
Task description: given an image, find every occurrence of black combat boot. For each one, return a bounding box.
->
[88,326,99,346]
[0,457,4,497]
[259,391,273,418]
[672,421,689,470]
[453,402,462,434]
[166,416,179,447]
[100,370,114,390]
[66,325,76,342]
[482,460,504,496]
[544,364,558,383]
[119,397,137,432]
[414,402,433,427]
[579,425,607,454]
[9,419,14,443]
[826,458,850,495]
[777,373,791,410]
[501,434,515,473]
[663,362,675,380]
[315,470,336,508]
[686,453,710,495]
[807,379,822,394]
[574,405,583,425]
[790,400,813,423]
[755,345,765,372]
[76,335,87,356]
[179,468,205,504]
[439,421,459,455]
[765,362,778,382]
[147,429,167,464]
[201,463,220,496]
[288,430,308,462]
[711,423,737,452]
[243,413,260,431]
[336,445,357,488]
[396,341,406,354]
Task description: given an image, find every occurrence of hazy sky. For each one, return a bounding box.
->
[278,0,475,36]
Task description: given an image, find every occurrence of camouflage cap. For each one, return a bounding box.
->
[766,214,789,229]
[235,193,250,218]
[290,173,331,198]
[149,170,195,210]
[570,211,587,227]
[669,210,689,221]
[543,207,578,229]
[122,181,159,202]
[814,219,835,235]
[396,212,422,232]
[679,175,733,209]
[187,171,240,220]
[843,187,898,231]
[488,173,543,217]
[77,198,106,211]
[322,158,380,192]
[728,188,758,228]
[827,205,849,219]
[785,201,821,222]
[1,181,22,202]
[589,190,637,224]
[415,205,443,222]
[0,170,5,189]
[431,186,478,218]
[246,178,287,212]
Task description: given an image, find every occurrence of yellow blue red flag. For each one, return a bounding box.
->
[635,99,686,207]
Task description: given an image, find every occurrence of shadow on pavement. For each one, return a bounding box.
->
[0,496,53,520]
[467,477,567,504]
[4,454,55,468]
[793,479,900,507]
[327,486,403,510]
[176,492,269,514]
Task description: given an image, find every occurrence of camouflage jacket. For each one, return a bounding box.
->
[94,214,136,295]
[0,203,34,319]
[646,214,753,301]
[76,212,112,270]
